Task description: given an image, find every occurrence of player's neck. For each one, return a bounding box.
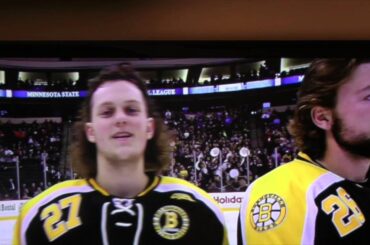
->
[321,138,370,183]
[96,156,149,198]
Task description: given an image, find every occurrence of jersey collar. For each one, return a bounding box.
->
[296,152,327,170]
[87,173,160,197]
[297,152,370,187]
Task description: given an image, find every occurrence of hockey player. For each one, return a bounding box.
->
[14,64,229,245]
[238,59,370,244]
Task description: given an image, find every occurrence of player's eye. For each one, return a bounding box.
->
[99,109,113,117]
[126,107,140,115]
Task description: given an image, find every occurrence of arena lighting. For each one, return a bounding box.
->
[0,75,303,99]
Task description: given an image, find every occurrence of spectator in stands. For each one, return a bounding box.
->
[1,103,298,198]
[8,178,16,197]
[237,177,248,192]
[21,186,30,199]
[2,76,303,199]
[163,105,288,192]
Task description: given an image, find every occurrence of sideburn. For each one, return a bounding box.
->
[331,113,370,158]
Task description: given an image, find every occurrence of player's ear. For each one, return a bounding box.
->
[311,106,333,130]
[146,117,155,140]
[85,122,96,143]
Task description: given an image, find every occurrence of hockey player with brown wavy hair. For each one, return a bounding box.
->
[238,59,370,244]
[14,64,229,245]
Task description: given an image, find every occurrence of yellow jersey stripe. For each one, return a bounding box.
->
[88,178,109,196]
[87,176,160,197]
[138,176,160,197]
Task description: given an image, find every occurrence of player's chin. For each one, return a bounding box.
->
[117,149,143,161]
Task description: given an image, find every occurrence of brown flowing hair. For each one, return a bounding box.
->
[288,58,368,159]
[69,64,171,178]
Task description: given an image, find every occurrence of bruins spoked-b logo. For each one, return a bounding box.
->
[250,193,286,232]
[153,205,190,240]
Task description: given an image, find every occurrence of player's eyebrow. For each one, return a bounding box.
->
[356,84,370,94]
[97,100,140,108]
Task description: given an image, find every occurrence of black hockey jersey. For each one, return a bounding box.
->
[14,176,229,245]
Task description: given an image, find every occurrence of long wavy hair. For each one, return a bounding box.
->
[288,58,367,159]
[69,64,171,178]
